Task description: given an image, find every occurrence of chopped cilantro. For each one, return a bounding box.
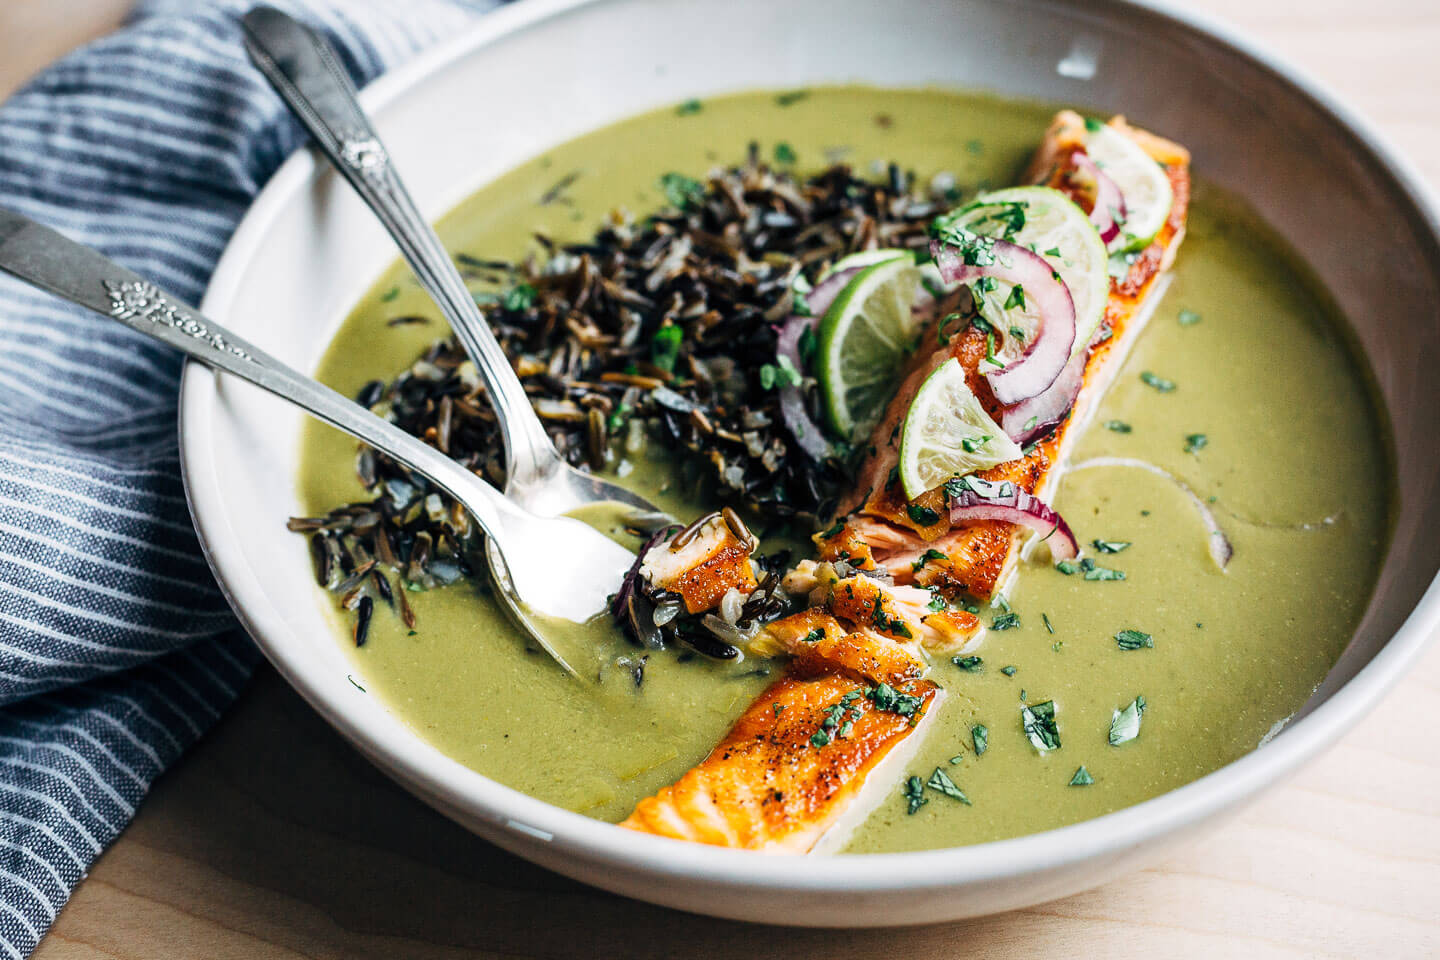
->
[810,729,831,748]
[1055,560,1078,575]
[1069,765,1095,786]
[949,754,965,765]
[1044,246,1062,257]
[1092,539,1131,553]
[675,98,703,116]
[937,311,965,346]
[772,702,785,716]
[926,767,972,804]
[1042,613,1054,634]
[758,355,802,391]
[1083,116,1104,132]
[1022,700,1060,752]
[906,504,940,525]
[803,628,826,644]
[868,682,923,716]
[659,171,706,211]
[961,435,992,454]
[1008,325,1026,341]
[1001,665,1017,676]
[912,548,947,572]
[902,775,928,814]
[821,521,845,539]
[1081,559,1126,581]
[1115,629,1154,650]
[952,655,983,672]
[650,324,683,372]
[926,594,947,613]
[502,283,538,311]
[1184,432,1209,454]
[1177,308,1202,326]
[347,674,366,692]
[1104,420,1133,433]
[992,613,1020,631]
[1003,284,1027,310]
[773,141,797,166]
[1109,695,1146,745]
[380,286,400,303]
[775,89,810,107]
[971,723,989,756]
[1140,371,1176,392]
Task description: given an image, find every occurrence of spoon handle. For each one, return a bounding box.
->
[239,6,561,486]
[0,207,518,541]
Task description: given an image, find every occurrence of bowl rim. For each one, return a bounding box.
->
[183,0,1440,895]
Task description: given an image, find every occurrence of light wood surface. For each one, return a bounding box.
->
[4,2,1438,957]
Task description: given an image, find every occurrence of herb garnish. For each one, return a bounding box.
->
[1080,558,1126,581]
[380,286,400,303]
[912,548,946,572]
[971,723,989,756]
[773,702,785,716]
[759,355,802,390]
[658,171,706,210]
[961,435,992,453]
[1140,371,1176,392]
[1069,766,1094,786]
[1003,284,1027,311]
[906,504,940,525]
[1055,560,1078,575]
[902,775,928,814]
[1104,420,1133,433]
[773,142,797,166]
[675,99,703,116]
[993,613,1020,631]
[803,628,826,644]
[650,324,683,372]
[926,767,972,804]
[868,682,923,716]
[1000,664,1017,676]
[1184,433,1209,454]
[1177,308,1202,326]
[1115,629,1154,650]
[1042,613,1054,634]
[1092,539,1130,553]
[952,655,983,672]
[1109,695,1147,745]
[1022,700,1060,752]
[775,89,810,107]
[502,283,538,311]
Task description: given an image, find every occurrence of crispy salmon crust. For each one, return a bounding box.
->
[620,673,941,851]
[833,112,1191,600]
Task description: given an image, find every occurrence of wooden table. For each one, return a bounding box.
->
[5,1,1438,956]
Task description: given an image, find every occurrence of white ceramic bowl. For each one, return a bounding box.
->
[182,0,1440,926]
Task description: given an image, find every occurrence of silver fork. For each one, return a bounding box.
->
[0,208,634,677]
[238,7,662,523]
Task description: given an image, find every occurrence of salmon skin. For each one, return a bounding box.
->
[820,112,1190,601]
[622,113,1189,852]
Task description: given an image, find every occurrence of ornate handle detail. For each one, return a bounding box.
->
[104,280,252,361]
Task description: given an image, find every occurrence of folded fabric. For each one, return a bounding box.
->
[0,0,495,952]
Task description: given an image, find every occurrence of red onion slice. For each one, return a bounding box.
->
[775,313,832,461]
[1000,343,1086,445]
[804,266,862,319]
[1072,151,1127,246]
[931,236,1076,405]
[946,476,1079,560]
[1067,457,1232,569]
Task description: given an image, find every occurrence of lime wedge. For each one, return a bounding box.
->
[817,257,926,443]
[1084,123,1173,252]
[945,186,1108,358]
[824,248,911,279]
[898,357,1021,499]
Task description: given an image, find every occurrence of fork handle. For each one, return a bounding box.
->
[239,6,563,487]
[0,207,520,543]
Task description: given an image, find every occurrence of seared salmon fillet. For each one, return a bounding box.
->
[824,112,1190,600]
[621,671,942,851]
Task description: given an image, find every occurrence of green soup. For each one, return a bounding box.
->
[295,88,1389,851]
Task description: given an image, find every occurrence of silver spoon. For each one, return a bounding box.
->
[0,208,634,677]
[238,7,664,526]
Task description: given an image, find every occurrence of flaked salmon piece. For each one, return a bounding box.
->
[620,672,943,851]
[639,515,758,614]
[776,560,984,655]
[748,608,926,685]
[832,112,1190,601]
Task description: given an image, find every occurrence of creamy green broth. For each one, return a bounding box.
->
[295,88,1389,850]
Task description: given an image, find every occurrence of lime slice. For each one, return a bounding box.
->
[817,257,926,443]
[824,248,911,279]
[1084,123,1173,253]
[946,186,1109,358]
[898,358,1021,499]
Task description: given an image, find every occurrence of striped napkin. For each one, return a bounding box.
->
[0,0,495,952]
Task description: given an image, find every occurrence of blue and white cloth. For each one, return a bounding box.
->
[0,1,495,952]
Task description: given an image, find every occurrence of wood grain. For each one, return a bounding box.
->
[6,1,1440,957]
